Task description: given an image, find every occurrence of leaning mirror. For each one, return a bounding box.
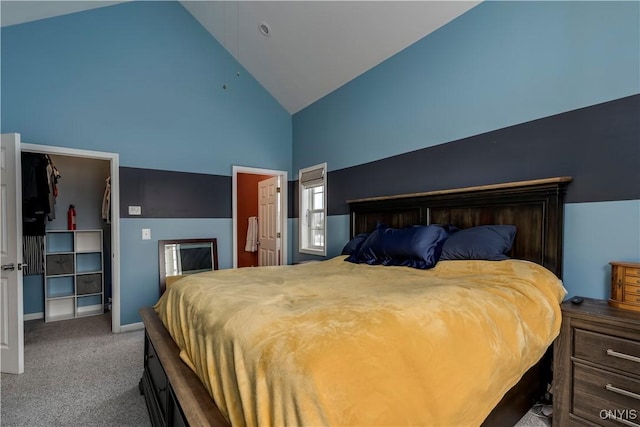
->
[158,238,218,295]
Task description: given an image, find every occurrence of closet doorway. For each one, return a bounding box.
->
[21,143,121,333]
[232,166,288,268]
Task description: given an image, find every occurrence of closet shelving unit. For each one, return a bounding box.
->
[44,230,104,322]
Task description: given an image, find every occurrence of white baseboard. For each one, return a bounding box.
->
[24,312,44,321]
[120,321,144,332]
[24,311,144,332]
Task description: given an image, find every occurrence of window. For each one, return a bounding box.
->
[299,163,327,255]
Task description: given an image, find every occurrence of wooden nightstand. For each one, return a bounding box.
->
[610,262,640,312]
[553,298,640,426]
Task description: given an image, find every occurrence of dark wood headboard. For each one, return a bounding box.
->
[348,177,572,278]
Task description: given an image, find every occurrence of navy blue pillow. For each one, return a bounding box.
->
[346,224,450,269]
[440,225,516,261]
[341,233,370,255]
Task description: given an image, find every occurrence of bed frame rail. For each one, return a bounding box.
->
[140,307,229,427]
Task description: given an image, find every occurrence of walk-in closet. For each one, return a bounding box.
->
[22,152,112,328]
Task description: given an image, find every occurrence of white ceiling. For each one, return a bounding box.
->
[0,1,127,27]
[1,1,480,114]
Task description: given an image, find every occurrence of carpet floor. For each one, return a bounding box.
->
[1,312,551,426]
[515,409,551,427]
[1,313,150,426]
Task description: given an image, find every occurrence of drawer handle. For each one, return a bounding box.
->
[606,383,640,401]
[607,349,640,364]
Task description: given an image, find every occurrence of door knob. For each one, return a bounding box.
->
[1,263,27,271]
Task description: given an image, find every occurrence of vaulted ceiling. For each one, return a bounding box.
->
[1,1,481,113]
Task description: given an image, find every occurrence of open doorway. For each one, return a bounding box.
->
[21,143,121,333]
[232,166,288,268]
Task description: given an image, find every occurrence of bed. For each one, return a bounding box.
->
[139,176,571,427]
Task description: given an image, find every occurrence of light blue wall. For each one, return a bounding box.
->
[95,216,296,325]
[1,1,291,175]
[1,1,292,325]
[120,218,232,325]
[292,0,640,300]
[564,200,640,299]
[293,0,640,172]
[119,217,319,324]
[23,275,44,315]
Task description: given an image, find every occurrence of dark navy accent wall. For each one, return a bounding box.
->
[42,82,639,223]
[120,167,231,218]
[120,167,297,219]
[325,95,640,216]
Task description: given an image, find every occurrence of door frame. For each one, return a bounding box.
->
[21,143,122,333]
[232,166,287,268]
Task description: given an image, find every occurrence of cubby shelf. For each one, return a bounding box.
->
[44,230,104,322]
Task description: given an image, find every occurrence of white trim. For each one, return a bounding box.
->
[23,312,44,321]
[110,152,121,333]
[20,143,122,333]
[232,165,288,268]
[119,321,144,332]
[21,143,115,160]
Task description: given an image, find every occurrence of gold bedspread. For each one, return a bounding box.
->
[154,256,566,427]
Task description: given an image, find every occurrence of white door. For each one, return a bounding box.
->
[258,176,280,266]
[1,133,24,374]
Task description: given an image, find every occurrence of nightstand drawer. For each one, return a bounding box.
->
[574,329,640,376]
[554,299,640,427]
[626,276,640,285]
[573,363,640,427]
[625,292,640,305]
[625,268,640,277]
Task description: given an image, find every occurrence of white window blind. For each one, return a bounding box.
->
[300,166,325,187]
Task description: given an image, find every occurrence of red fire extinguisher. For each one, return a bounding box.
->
[67,205,76,230]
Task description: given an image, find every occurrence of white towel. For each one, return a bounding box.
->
[245,216,258,252]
